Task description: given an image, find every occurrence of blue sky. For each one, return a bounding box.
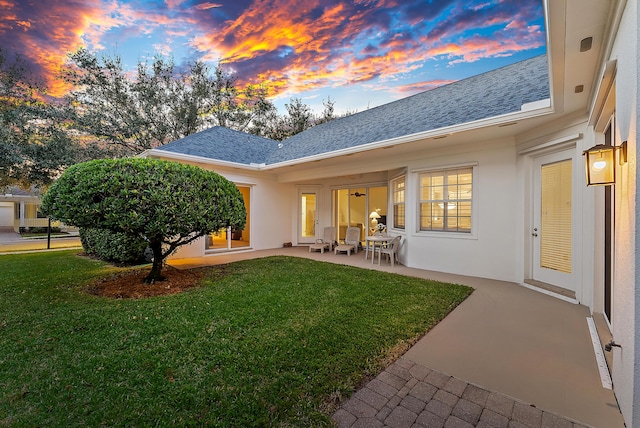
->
[0,0,546,115]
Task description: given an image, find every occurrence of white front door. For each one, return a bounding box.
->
[532,150,576,291]
[298,189,319,244]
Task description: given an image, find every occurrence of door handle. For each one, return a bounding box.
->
[532,227,538,237]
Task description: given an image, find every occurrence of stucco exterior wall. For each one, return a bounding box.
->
[148,158,295,259]
[401,138,519,282]
[607,0,638,424]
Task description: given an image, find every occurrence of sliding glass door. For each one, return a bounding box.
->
[333,186,387,243]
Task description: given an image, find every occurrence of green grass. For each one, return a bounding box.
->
[0,251,472,427]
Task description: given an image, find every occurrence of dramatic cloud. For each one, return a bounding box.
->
[186,0,544,97]
[0,0,545,106]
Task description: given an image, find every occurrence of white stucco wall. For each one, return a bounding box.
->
[148,157,295,260]
[607,1,638,425]
[398,139,519,282]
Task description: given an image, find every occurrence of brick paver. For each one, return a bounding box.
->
[332,357,592,428]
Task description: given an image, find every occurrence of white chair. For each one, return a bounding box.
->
[309,227,336,254]
[376,235,401,266]
[334,226,361,256]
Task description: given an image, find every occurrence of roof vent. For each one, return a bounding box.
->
[575,85,584,93]
[580,37,593,52]
[278,143,283,149]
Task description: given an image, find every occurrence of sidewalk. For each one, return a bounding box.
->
[0,226,81,253]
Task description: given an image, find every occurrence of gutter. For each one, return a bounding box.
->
[144,100,553,172]
[259,100,553,170]
[142,149,266,171]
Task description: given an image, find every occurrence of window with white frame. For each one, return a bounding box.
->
[391,176,405,229]
[419,167,472,232]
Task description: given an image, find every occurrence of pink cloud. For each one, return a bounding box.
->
[193,2,223,10]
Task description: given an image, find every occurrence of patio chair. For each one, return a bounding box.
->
[376,235,401,266]
[334,226,361,256]
[309,227,336,254]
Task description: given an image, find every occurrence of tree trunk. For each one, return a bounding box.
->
[145,240,165,283]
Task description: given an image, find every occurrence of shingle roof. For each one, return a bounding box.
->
[155,55,549,166]
[157,126,277,165]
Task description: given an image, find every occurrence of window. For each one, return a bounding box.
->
[419,168,472,232]
[391,176,405,229]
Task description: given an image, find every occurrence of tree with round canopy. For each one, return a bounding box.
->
[41,158,246,282]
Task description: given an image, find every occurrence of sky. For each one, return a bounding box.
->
[0,0,546,115]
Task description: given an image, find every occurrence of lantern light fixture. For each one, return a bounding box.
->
[583,141,627,186]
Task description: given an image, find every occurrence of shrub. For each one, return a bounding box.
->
[19,226,61,234]
[79,228,149,265]
[41,158,246,282]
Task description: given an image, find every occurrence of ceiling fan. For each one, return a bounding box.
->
[350,191,366,197]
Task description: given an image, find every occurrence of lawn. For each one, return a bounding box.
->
[0,250,472,427]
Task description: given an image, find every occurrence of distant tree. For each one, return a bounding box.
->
[204,65,275,132]
[315,96,336,125]
[0,48,80,189]
[41,158,246,283]
[252,96,346,141]
[63,49,277,155]
[285,97,313,136]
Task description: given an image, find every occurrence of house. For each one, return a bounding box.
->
[143,0,639,425]
[0,187,64,232]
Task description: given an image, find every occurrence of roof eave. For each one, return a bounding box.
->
[143,149,265,171]
[260,100,553,170]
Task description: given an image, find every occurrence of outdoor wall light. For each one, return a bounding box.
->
[583,141,627,186]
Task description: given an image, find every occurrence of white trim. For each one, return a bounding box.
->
[413,164,478,239]
[586,317,613,389]
[389,175,406,233]
[328,181,387,191]
[261,108,554,170]
[145,149,264,171]
[530,150,580,293]
[146,106,555,173]
[518,133,582,155]
[389,169,408,182]
[520,281,579,304]
[411,161,478,174]
[589,60,618,128]
[297,186,322,244]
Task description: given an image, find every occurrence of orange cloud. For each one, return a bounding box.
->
[185,0,544,102]
[0,0,545,106]
[191,0,432,98]
[0,0,125,97]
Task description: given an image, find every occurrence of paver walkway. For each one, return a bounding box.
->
[332,357,589,428]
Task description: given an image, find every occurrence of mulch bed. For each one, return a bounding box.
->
[87,265,205,299]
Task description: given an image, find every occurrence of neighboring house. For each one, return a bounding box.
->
[0,188,62,232]
[143,0,639,425]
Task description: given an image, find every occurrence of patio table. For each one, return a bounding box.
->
[365,234,391,264]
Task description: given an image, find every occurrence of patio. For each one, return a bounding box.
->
[170,246,623,427]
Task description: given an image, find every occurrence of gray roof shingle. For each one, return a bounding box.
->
[158,126,277,165]
[155,55,549,166]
